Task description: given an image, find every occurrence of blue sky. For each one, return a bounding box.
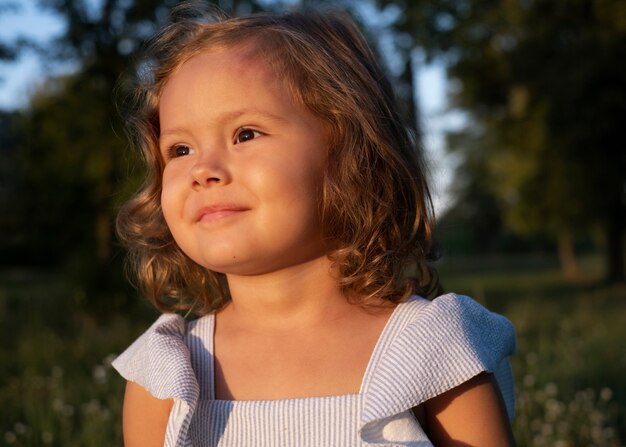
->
[0,1,66,109]
[0,0,458,212]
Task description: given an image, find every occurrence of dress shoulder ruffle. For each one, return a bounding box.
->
[359,293,516,444]
[112,313,199,447]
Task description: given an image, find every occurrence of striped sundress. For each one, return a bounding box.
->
[113,293,516,446]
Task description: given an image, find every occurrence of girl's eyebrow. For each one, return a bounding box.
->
[160,108,289,139]
[218,108,289,125]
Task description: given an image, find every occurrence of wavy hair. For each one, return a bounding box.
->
[116,1,440,315]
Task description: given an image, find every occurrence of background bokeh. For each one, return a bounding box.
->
[1,0,624,445]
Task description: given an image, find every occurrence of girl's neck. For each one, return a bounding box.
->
[221,256,352,331]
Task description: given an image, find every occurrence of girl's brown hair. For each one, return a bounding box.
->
[116,1,440,315]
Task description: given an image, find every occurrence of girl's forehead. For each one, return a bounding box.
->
[157,42,325,132]
[186,38,271,71]
[159,41,301,110]
[162,40,277,93]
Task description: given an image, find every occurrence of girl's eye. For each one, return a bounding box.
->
[168,145,191,159]
[235,128,263,144]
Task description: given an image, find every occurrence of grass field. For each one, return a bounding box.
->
[1,256,624,446]
[438,255,625,446]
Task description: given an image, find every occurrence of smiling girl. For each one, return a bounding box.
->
[113,3,516,446]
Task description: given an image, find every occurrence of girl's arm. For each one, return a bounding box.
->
[415,372,516,446]
[122,381,174,446]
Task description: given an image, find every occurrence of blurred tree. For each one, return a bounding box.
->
[0,111,21,263]
[0,3,29,265]
[387,0,626,281]
[6,0,317,300]
[9,0,179,299]
[437,125,508,254]
[0,37,15,65]
[0,1,20,77]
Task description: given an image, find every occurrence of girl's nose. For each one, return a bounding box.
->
[190,154,231,189]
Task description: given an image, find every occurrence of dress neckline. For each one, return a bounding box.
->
[207,297,416,403]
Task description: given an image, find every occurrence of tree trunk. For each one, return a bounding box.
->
[605,200,625,283]
[95,155,114,264]
[96,207,111,262]
[404,52,420,136]
[558,229,579,279]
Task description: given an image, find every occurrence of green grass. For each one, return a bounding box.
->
[0,269,157,446]
[439,255,626,446]
[1,257,624,446]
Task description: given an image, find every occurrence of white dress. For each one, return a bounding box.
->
[113,294,516,446]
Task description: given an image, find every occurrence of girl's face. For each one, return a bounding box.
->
[159,45,329,277]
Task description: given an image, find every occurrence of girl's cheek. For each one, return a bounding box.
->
[161,164,183,189]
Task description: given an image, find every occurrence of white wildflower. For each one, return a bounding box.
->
[600,387,613,401]
[42,431,54,444]
[52,398,64,412]
[51,366,63,379]
[523,374,536,387]
[62,403,75,417]
[4,432,16,444]
[93,365,107,384]
[544,382,558,396]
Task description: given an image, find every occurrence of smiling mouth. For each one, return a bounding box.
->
[196,206,249,223]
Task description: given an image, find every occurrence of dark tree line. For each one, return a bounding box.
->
[1,0,624,290]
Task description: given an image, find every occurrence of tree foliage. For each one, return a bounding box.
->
[4,0,184,299]
[0,1,21,76]
[388,0,626,280]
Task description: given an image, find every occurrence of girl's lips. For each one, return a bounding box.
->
[196,206,249,223]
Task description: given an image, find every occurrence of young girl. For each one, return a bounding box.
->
[113,3,516,446]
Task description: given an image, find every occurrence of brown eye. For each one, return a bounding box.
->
[235,128,263,144]
[170,145,191,158]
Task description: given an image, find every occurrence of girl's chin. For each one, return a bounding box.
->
[200,257,326,278]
